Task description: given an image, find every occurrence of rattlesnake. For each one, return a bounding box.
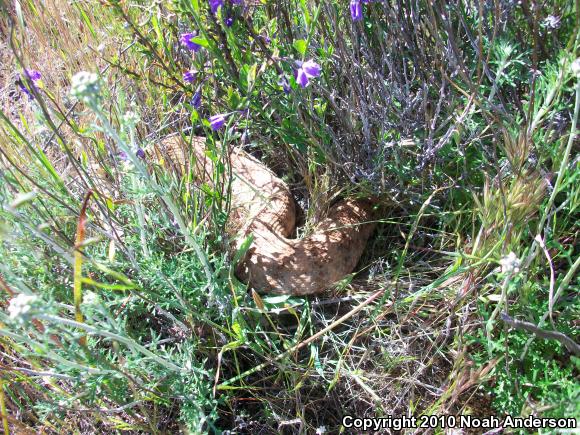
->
[156,135,375,295]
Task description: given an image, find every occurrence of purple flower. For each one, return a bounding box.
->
[350,0,363,21]
[180,32,201,52]
[19,69,42,99]
[224,16,234,27]
[278,76,291,94]
[294,59,321,88]
[192,92,202,109]
[18,82,33,99]
[209,0,224,14]
[118,149,145,161]
[230,0,243,4]
[183,70,197,83]
[209,114,227,130]
[25,69,41,81]
[302,59,321,77]
[295,69,309,88]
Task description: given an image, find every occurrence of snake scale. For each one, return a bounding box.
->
[156,135,375,295]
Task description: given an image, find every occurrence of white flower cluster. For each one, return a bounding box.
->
[500,252,521,275]
[82,290,101,306]
[70,71,102,102]
[122,111,140,128]
[7,293,39,321]
[543,15,561,30]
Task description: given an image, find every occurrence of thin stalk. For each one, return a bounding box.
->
[486,273,512,358]
[161,193,213,284]
[129,128,150,259]
[0,379,8,435]
[537,78,580,230]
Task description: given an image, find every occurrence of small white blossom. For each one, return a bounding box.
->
[82,291,100,306]
[316,426,326,434]
[500,252,521,274]
[70,71,102,102]
[543,15,561,30]
[7,293,39,320]
[122,111,140,128]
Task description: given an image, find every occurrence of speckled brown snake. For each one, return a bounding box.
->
[156,135,375,295]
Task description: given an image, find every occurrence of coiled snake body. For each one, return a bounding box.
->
[158,136,375,295]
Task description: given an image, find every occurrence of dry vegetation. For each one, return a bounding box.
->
[0,0,578,433]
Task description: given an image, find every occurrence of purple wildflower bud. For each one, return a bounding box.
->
[224,16,234,27]
[350,0,363,21]
[278,76,291,94]
[209,114,227,130]
[180,32,201,52]
[209,0,224,14]
[136,148,146,159]
[18,84,33,99]
[192,92,202,109]
[117,151,129,161]
[183,70,197,83]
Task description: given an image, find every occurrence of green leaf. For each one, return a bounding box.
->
[293,39,308,56]
[232,321,243,341]
[247,63,258,92]
[227,86,241,108]
[75,5,96,38]
[190,0,200,13]
[222,340,242,351]
[14,0,25,30]
[233,234,254,266]
[261,295,292,305]
[299,0,311,27]
[191,36,209,48]
[311,344,325,377]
